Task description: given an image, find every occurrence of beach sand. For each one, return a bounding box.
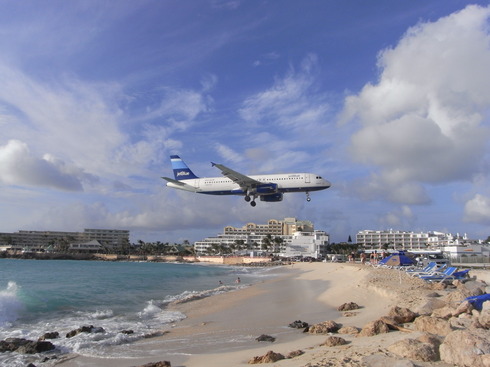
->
[57,262,486,367]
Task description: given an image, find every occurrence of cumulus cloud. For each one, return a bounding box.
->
[464,194,490,224]
[0,140,95,191]
[340,5,490,204]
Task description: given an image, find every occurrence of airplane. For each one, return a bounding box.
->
[162,155,331,207]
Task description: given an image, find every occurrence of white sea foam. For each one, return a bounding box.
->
[0,281,24,327]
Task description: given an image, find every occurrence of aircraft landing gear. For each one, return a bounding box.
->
[244,195,251,202]
[306,192,311,202]
[250,201,256,207]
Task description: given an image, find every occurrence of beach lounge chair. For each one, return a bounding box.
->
[408,262,447,277]
[405,262,437,276]
[418,266,457,282]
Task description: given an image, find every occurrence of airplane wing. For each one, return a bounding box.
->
[211,162,261,188]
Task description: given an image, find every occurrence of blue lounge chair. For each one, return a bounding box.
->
[419,267,457,282]
[405,262,437,276]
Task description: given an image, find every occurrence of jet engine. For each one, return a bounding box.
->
[260,193,283,202]
[256,183,278,194]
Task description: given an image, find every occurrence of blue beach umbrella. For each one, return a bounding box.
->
[378,253,414,267]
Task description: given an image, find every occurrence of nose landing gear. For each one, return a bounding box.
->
[306,192,311,202]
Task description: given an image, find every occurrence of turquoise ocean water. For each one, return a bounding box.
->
[0,259,276,366]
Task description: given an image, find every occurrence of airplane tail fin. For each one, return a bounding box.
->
[170,155,199,180]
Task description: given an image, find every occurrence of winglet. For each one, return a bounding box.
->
[211,162,217,167]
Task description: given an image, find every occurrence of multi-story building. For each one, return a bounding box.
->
[195,218,328,258]
[0,229,129,252]
[356,230,430,250]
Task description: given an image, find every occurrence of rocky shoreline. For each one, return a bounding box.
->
[2,263,489,367]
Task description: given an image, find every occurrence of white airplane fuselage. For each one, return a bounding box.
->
[166,173,329,195]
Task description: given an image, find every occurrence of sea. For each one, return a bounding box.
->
[0,258,279,366]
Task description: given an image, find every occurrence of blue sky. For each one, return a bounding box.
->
[1,1,490,243]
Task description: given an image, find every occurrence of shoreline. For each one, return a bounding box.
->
[56,262,412,367]
[53,262,490,367]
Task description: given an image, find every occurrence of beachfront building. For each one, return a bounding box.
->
[0,229,130,253]
[194,218,328,258]
[356,230,431,250]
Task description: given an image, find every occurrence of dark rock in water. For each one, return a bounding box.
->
[288,320,309,329]
[39,332,59,341]
[121,329,134,335]
[255,334,276,342]
[66,325,105,338]
[0,338,55,354]
[136,361,171,367]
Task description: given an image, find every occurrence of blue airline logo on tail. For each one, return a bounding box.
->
[171,155,198,180]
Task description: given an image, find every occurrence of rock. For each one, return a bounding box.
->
[255,334,275,342]
[388,306,417,323]
[0,338,55,354]
[337,302,360,311]
[415,298,447,316]
[479,309,490,329]
[288,320,309,329]
[66,325,105,338]
[338,326,359,335]
[388,338,439,362]
[308,320,340,334]
[431,306,456,319]
[358,319,390,337]
[136,362,171,367]
[440,329,490,367]
[121,329,134,334]
[453,300,474,317]
[413,316,453,336]
[38,331,59,341]
[286,350,304,358]
[321,336,348,347]
[248,350,285,364]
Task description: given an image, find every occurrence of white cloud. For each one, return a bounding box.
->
[464,194,490,224]
[239,54,330,134]
[0,140,93,191]
[340,5,490,203]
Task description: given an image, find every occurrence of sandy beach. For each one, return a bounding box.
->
[57,262,490,367]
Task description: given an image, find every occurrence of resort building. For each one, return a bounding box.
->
[194,218,329,258]
[356,230,430,250]
[0,229,130,252]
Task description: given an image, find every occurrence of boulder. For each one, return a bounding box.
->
[413,316,453,336]
[431,306,456,319]
[338,326,360,335]
[415,298,447,316]
[388,338,439,362]
[255,334,275,342]
[286,350,304,358]
[248,350,285,364]
[440,329,490,367]
[388,306,417,323]
[288,320,309,329]
[308,320,340,334]
[0,338,55,354]
[66,325,105,338]
[337,302,360,311]
[38,332,59,341]
[358,319,390,337]
[321,336,348,347]
[479,309,490,329]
